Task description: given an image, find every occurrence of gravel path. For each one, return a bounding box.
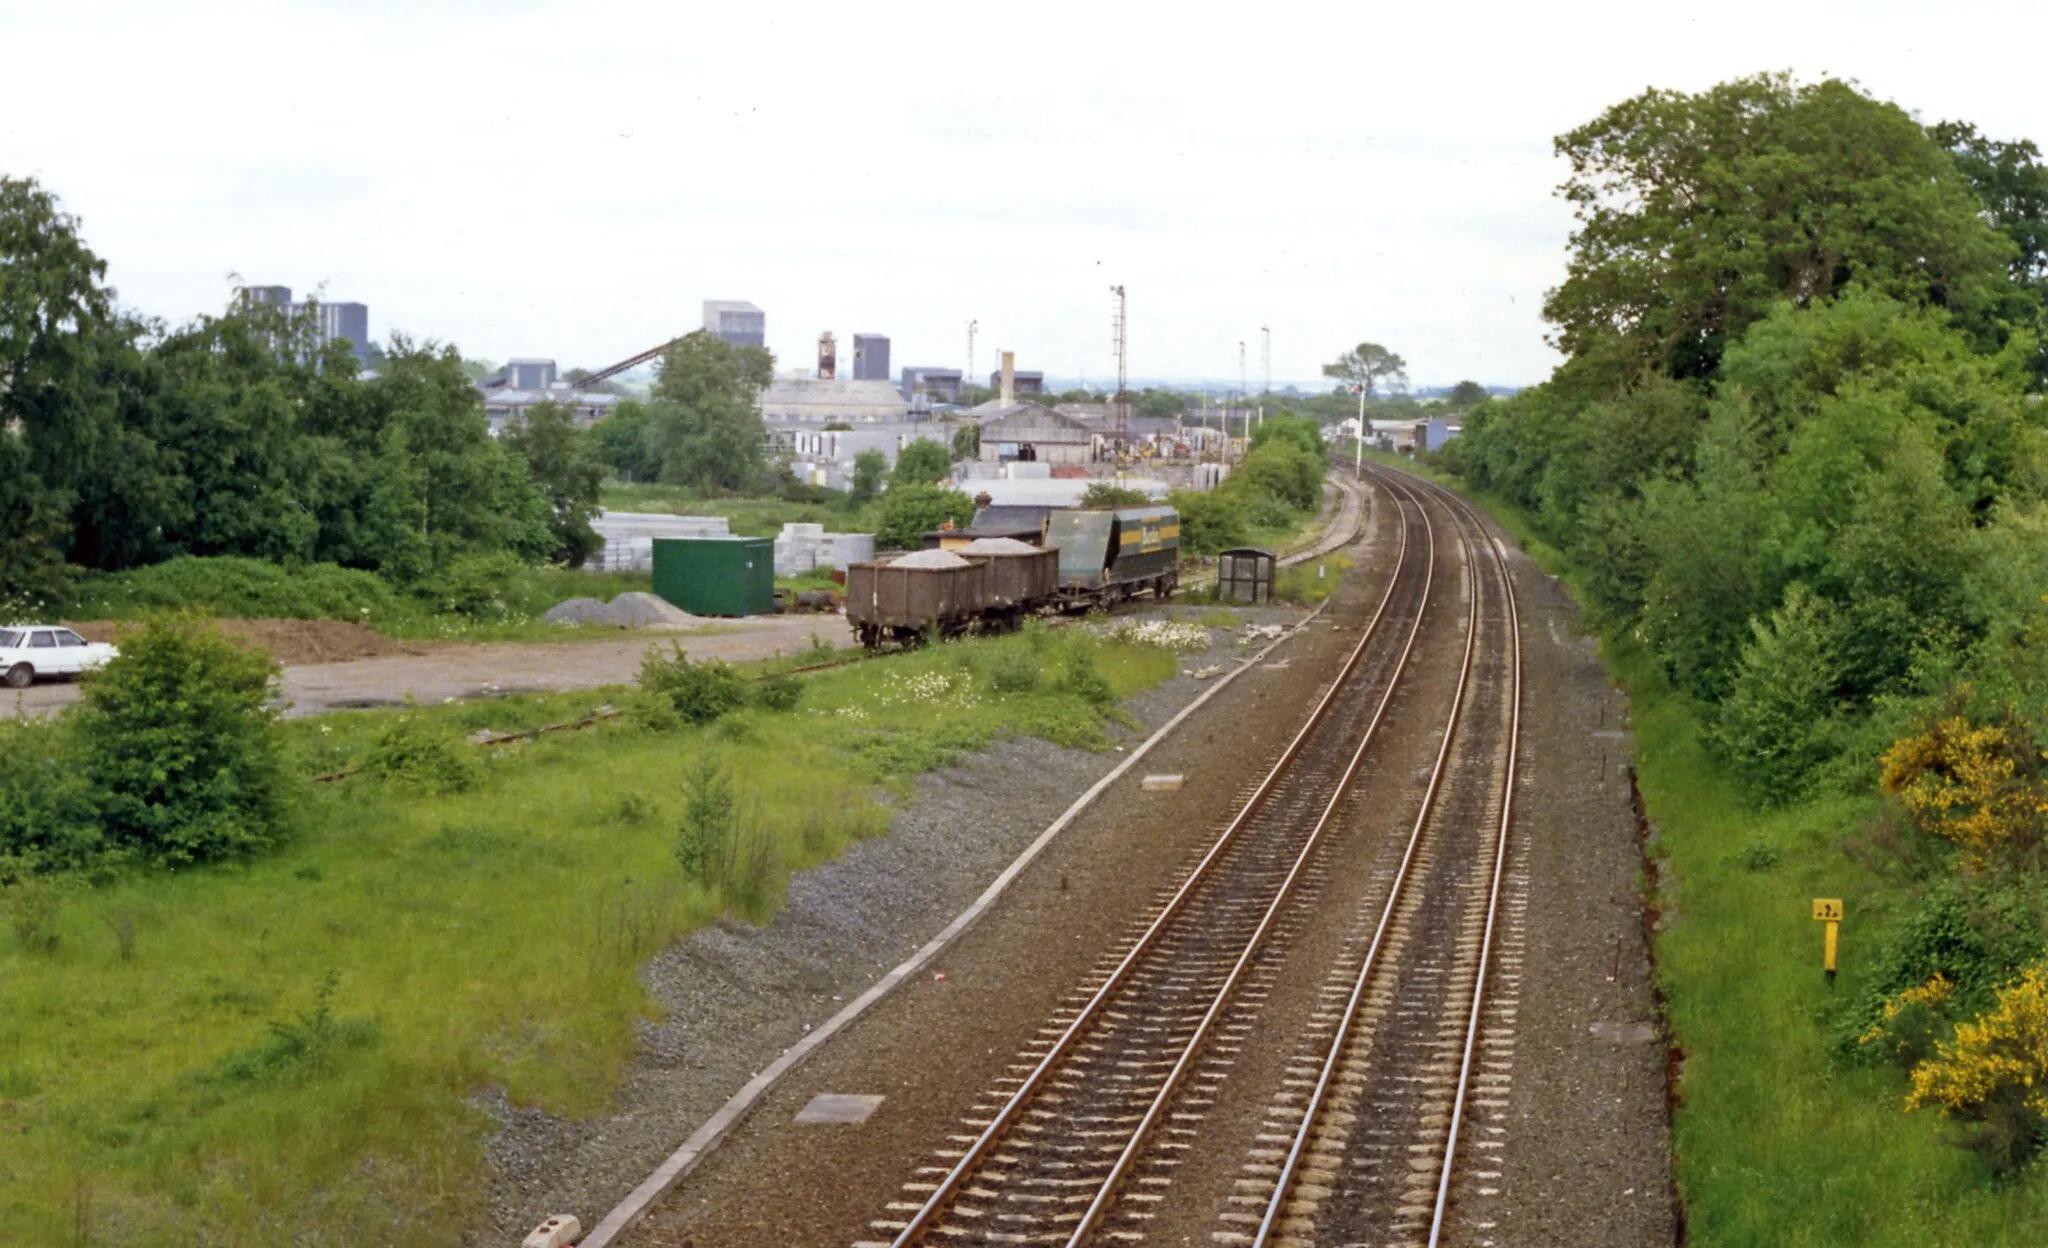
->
[467,607,1308,1245]
[9,615,844,720]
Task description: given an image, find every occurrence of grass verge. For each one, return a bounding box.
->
[0,625,1190,1244]
[1363,451,2048,1244]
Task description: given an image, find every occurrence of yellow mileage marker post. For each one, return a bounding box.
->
[1813,898,1845,984]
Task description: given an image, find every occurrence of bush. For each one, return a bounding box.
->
[674,752,737,883]
[1708,584,1845,804]
[876,483,975,550]
[1057,646,1114,706]
[1081,482,1151,508]
[0,718,100,876]
[848,450,887,505]
[637,643,746,727]
[5,876,65,954]
[69,556,400,621]
[1880,705,2048,871]
[1170,488,1250,556]
[423,552,530,619]
[751,674,804,712]
[1231,442,1324,511]
[1908,963,2048,1172]
[73,616,287,866]
[984,647,1042,694]
[892,438,954,486]
[1843,877,2045,1060]
[360,714,480,795]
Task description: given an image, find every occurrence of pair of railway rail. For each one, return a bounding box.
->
[865,465,1525,1248]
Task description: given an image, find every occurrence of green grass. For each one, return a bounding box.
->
[1369,452,2048,1245]
[58,556,664,645]
[0,628,1184,1244]
[600,483,878,538]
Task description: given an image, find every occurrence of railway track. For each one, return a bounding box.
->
[1230,466,1524,1247]
[857,465,1524,1248]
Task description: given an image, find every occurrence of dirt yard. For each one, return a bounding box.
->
[10,616,849,719]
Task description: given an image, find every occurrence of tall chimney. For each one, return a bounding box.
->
[1000,350,1015,405]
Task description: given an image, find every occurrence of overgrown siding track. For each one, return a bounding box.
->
[857,467,1527,1248]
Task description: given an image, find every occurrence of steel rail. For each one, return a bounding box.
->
[888,472,1421,1248]
[1424,476,1524,1248]
[1061,470,1465,1246]
[1247,471,1489,1248]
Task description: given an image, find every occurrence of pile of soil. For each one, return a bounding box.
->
[65,618,425,666]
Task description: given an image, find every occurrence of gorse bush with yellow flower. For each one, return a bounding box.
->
[1879,702,2048,871]
[1906,964,2048,1172]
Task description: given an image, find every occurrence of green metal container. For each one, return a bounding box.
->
[651,536,775,616]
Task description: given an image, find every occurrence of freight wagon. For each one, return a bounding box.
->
[844,506,1178,648]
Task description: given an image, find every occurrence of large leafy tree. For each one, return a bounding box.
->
[1546,74,2020,387]
[504,401,603,566]
[647,331,772,493]
[1322,342,1407,399]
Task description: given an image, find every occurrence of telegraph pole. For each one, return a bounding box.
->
[966,319,978,404]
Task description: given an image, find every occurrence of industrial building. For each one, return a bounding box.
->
[988,368,1045,396]
[975,404,1096,466]
[853,333,890,381]
[900,366,962,403]
[758,372,911,425]
[703,300,765,349]
[476,356,621,433]
[235,285,371,360]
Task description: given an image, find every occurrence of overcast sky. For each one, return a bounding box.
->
[5,0,2045,390]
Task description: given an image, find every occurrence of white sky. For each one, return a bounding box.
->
[4,0,2045,390]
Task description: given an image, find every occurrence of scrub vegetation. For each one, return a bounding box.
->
[1427,72,2048,1241]
[0,617,1183,1244]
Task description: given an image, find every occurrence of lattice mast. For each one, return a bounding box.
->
[1110,286,1129,440]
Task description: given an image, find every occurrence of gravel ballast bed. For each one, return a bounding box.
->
[468,609,1303,1243]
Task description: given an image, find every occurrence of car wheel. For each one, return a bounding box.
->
[4,664,32,689]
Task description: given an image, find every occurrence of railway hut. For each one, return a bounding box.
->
[1217,547,1277,604]
[1046,504,1179,607]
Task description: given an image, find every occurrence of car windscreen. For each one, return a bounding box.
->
[0,631,20,649]
[56,630,86,646]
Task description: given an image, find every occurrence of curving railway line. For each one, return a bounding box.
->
[857,465,1527,1248]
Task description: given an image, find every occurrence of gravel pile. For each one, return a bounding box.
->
[888,549,970,569]
[467,618,1275,1244]
[605,592,704,628]
[955,537,1040,555]
[540,593,706,630]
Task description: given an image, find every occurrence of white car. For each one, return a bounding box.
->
[1,625,120,688]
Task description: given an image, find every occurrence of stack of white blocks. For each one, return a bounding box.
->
[774,524,876,575]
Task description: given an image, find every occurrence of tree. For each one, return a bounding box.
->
[1322,343,1408,400]
[1138,389,1187,418]
[848,449,887,505]
[1080,482,1150,508]
[950,422,980,462]
[1445,380,1490,410]
[877,483,974,549]
[647,331,772,493]
[504,402,603,566]
[590,400,662,481]
[892,438,953,485]
[1546,75,2019,386]
[1931,121,2048,297]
